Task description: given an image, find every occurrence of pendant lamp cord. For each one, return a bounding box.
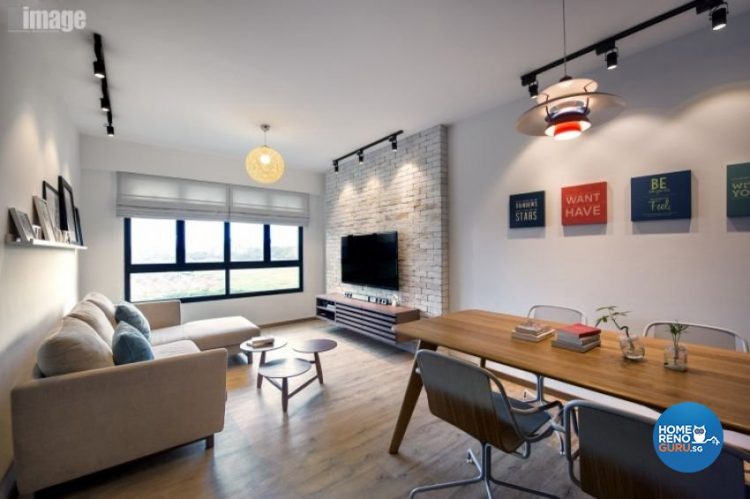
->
[264,129,267,147]
[562,0,568,77]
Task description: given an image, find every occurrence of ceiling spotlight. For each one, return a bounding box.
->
[100,97,110,112]
[106,125,115,137]
[711,2,727,30]
[357,150,364,165]
[606,48,618,70]
[93,60,105,79]
[390,135,398,152]
[528,80,539,99]
[333,160,339,173]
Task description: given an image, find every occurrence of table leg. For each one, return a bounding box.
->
[388,340,438,454]
[246,351,253,364]
[314,352,323,384]
[282,378,289,413]
[256,351,267,389]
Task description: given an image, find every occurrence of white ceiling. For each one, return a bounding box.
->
[34,0,747,172]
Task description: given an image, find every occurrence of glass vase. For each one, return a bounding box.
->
[619,332,645,361]
[664,345,688,372]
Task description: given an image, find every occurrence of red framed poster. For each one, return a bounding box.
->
[561,181,608,225]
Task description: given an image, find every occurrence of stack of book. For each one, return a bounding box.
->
[249,336,275,348]
[552,324,601,352]
[512,322,554,343]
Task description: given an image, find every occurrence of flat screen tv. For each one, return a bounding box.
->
[341,232,399,290]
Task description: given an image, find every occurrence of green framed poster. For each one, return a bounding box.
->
[727,163,750,218]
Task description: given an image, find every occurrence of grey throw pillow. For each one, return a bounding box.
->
[115,302,151,340]
[112,322,154,365]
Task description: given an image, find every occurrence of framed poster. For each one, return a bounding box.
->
[562,181,607,225]
[631,170,691,222]
[509,191,545,228]
[727,163,750,218]
[33,196,57,241]
[42,181,60,230]
[58,176,79,244]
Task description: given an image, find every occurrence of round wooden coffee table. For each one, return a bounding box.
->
[240,338,288,388]
[257,358,312,413]
[293,339,338,384]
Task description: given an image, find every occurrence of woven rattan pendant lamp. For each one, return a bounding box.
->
[245,124,285,184]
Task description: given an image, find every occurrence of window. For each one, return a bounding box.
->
[125,218,302,302]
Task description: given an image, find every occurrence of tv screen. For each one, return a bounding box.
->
[341,232,399,290]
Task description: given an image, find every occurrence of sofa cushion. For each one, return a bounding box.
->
[115,302,151,340]
[112,322,154,365]
[83,292,117,326]
[68,301,115,346]
[151,340,200,359]
[37,317,114,377]
[151,316,260,351]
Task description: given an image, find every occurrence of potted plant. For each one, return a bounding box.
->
[595,306,645,361]
[664,321,688,371]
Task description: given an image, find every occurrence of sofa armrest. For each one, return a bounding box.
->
[134,299,182,329]
[11,349,227,494]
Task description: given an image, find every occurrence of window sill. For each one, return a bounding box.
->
[161,287,305,304]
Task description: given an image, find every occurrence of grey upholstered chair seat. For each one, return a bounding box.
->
[492,395,551,436]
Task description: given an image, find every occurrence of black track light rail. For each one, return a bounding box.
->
[520,0,724,87]
[93,33,115,136]
[333,130,404,171]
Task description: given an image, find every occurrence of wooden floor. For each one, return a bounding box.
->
[39,319,589,499]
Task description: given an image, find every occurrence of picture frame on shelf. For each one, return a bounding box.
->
[42,181,61,230]
[74,207,84,246]
[58,176,79,244]
[9,208,35,242]
[33,196,57,241]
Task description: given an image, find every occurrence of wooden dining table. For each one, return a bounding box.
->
[388,309,750,454]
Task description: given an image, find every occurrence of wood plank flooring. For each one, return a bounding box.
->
[37,319,588,499]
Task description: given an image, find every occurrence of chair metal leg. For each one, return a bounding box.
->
[409,448,483,498]
[409,443,559,499]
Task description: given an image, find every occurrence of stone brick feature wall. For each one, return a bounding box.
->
[325,125,448,317]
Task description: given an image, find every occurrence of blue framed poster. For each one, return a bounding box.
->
[509,191,545,228]
[727,163,750,218]
[631,170,691,221]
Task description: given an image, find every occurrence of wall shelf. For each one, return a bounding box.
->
[5,237,87,251]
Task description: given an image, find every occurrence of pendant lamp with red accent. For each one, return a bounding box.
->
[516,0,625,140]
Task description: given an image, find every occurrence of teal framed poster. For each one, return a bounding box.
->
[631,170,691,221]
[509,191,545,228]
[727,163,750,218]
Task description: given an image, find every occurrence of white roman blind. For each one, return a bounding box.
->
[230,185,310,226]
[116,172,310,226]
[116,172,229,221]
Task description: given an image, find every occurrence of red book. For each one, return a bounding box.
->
[558,323,601,338]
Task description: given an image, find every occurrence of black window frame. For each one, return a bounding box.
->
[124,218,303,303]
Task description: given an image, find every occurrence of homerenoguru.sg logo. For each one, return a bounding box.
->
[7,6,86,32]
[653,402,723,473]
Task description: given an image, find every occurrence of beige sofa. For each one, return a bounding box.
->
[11,293,260,496]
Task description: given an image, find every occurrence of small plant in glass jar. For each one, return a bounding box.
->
[664,321,689,371]
[596,306,645,361]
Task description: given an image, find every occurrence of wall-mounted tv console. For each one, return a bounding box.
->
[315,293,420,351]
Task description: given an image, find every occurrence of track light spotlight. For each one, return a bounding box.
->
[390,135,398,152]
[711,2,727,30]
[333,160,339,173]
[528,80,539,100]
[100,97,110,112]
[357,150,364,165]
[606,48,618,70]
[106,125,115,137]
[93,60,105,79]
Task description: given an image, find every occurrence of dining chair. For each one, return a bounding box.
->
[563,400,749,499]
[643,321,749,353]
[410,350,562,499]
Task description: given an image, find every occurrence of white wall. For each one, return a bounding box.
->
[449,13,750,341]
[0,24,80,483]
[79,136,325,325]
